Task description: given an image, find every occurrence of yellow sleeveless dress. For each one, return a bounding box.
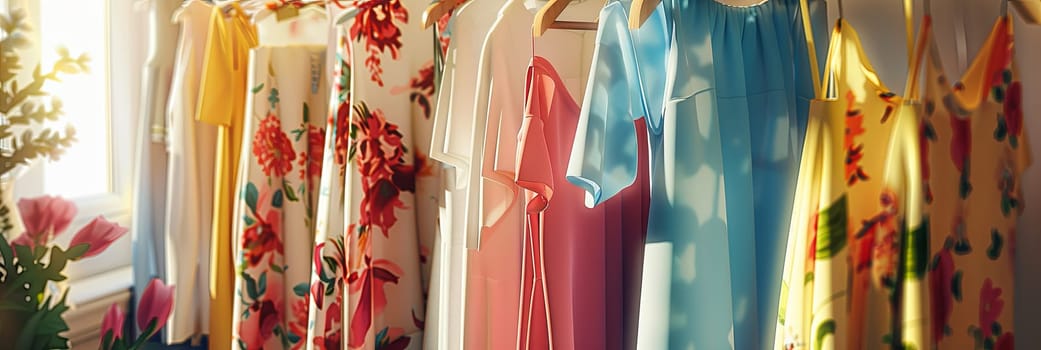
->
[774,17,930,349]
[921,15,1029,349]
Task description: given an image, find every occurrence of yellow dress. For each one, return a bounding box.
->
[194,4,257,349]
[921,15,1030,348]
[774,17,931,349]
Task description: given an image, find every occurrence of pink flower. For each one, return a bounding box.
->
[13,196,77,249]
[137,278,175,335]
[979,278,1005,339]
[101,303,125,342]
[69,216,128,259]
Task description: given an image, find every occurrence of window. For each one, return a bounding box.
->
[7,0,136,303]
[39,0,111,198]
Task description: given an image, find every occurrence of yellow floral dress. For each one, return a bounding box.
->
[774,17,931,350]
[920,14,1029,349]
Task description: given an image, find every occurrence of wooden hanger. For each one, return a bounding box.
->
[533,0,599,37]
[628,0,657,28]
[421,0,465,29]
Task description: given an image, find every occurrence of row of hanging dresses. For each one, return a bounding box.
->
[774,0,1030,349]
[564,0,827,349]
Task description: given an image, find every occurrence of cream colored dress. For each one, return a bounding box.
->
[163,0,217,343]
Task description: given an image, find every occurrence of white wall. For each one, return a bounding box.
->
[831,0,1040,348]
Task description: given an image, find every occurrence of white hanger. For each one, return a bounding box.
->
[172,0,211,23]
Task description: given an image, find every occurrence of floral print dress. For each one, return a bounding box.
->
[921,14,1029,349]
[305,2,437,350]
[230,44,330,350]
[773,16,933,350]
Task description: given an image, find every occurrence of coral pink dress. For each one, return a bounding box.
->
[517,56,650,350]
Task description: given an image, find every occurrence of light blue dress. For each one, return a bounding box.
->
[566,0,827,348]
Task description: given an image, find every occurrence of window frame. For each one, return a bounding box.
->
[6,0,138,304]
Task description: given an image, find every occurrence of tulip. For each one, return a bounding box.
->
[136,278,174,336]
[101,303,125,342]
[69,216,128,259]
[13,196,77,249]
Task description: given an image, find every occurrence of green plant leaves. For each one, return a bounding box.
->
[64,244,89,261]
[14,293,70,350]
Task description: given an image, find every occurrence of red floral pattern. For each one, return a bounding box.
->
[349,102,416,235]
[350,0,409,86]
[335,100,351,169]
[929,248,954,342]
[996,333,1015,350]
[241,184,284,267]
[290,295,310,350]
[254,113,297,177]
[949,113,971,172]
[309,238,346,350]
[1004,81,1023,137]
[347,255,405,348]
[238,277,284,350]
[844,91,869,185]
[298,124,326,181]
[979,278,1004,339]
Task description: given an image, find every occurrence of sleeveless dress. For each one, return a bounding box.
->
[774,13,931,349]
[921,14,1029,349]
[566,0,826,348]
